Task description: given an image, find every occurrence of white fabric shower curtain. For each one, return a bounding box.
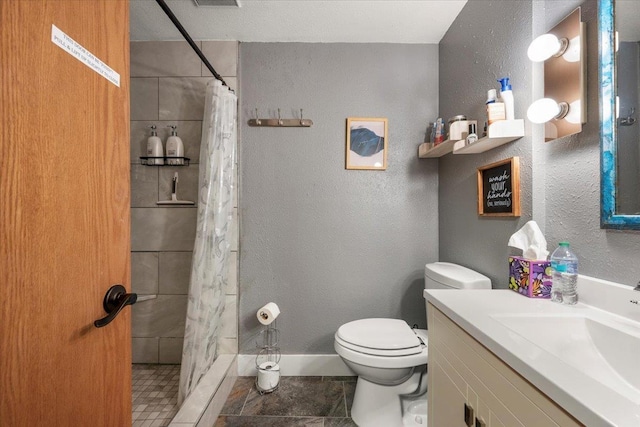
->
[178,80,237,404]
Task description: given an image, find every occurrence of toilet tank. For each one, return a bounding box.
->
[425,262,491,290]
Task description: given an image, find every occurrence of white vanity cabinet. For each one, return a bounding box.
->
[427,303,582,427]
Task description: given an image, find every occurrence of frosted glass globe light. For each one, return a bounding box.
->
[527,34,568,62]
[527,98,569,124]
[565,100,582,124]
[562,35,581,63]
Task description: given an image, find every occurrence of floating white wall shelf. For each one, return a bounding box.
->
[418,138,459,158]
[453,119,524,155]
[418,119,524,158]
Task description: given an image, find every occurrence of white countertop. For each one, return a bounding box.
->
[424,276,640,427]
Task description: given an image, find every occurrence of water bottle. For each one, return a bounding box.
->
[549,242,579,305]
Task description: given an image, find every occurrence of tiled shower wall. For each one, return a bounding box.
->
[129,41,239,364]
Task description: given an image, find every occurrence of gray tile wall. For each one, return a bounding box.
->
[130,41,239,364]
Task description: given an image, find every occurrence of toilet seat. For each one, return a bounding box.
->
[335,335,421,357]
[334,337,428,369]
[335,318,425,357]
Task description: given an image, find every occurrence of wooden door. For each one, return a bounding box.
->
[0,1,131,426]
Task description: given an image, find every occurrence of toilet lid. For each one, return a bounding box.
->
[336,318,421,353]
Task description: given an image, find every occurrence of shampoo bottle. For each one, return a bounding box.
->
[166,125,184,165]
[147,125,164,165]
[498,77,515,120]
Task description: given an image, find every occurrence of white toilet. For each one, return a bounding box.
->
[334,262,491,427]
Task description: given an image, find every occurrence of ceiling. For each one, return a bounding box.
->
[130,0,468,43]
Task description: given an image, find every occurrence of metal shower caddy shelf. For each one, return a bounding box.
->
[139,156,191,166]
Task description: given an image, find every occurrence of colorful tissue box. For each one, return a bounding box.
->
[508,256,552,298]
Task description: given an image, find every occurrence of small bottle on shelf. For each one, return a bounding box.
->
[486,88,506,125]
[433,118,445,145]
[466,123,478,145]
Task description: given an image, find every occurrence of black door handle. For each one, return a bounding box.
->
[94,284,137,328]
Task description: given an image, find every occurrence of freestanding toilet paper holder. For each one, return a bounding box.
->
[255,320,281,394]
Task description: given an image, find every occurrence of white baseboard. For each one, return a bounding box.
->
[237,354,355,377]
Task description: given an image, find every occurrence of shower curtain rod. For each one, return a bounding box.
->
[155,0,231,89]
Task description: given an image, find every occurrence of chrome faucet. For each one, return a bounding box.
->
[619,107,636,126]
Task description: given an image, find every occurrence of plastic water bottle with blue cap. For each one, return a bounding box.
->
[549,242,579,304]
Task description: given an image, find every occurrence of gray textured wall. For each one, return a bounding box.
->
[541,0,640,285]
[440,0,640,288]
[438,0,535,286]
[239,43,439,354]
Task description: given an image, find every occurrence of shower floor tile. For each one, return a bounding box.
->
[132,364,180,427]
[215,376,357,427]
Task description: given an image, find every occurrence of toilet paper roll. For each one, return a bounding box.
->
[257,362,280,391]
[257,302,280,325]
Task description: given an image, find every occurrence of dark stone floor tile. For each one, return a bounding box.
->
[322,376,357,382]
[242,377,347,417]
[219,376,255,415]
[214,416,323,427]
[281,376,323,383]
[344,381,356,417]
[324,418,359,427]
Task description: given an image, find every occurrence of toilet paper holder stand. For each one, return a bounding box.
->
[255,320,281,394]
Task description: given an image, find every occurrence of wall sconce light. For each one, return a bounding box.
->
[527,8,586,141]
[528,99,569,123]
[527,34,582,63]
[527,98,582,124]
[528,34,569,62]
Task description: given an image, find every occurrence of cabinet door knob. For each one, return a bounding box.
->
[476,417,487,427]
[464,403,475,427]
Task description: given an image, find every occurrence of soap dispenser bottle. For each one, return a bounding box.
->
[147,125,164,165]
[498,77,515,120]
[166,125,184,165]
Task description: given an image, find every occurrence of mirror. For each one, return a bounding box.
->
[600,0,640,229]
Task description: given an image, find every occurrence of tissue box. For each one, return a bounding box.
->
[508,256,552,298]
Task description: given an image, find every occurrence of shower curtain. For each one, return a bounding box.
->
[178,80,237,404]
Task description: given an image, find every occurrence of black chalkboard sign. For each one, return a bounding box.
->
[477,157,520,217]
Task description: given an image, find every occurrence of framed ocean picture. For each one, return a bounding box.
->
[346,117,388,170]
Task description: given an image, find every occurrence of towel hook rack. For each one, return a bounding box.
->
[249,108,313,128]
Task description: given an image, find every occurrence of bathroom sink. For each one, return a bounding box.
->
[426,277,640,426]
[491,313,640,403]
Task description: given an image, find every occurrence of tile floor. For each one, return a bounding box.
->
[214,376,358,427]
[132,364,181,427]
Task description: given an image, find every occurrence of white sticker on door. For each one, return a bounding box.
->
[51,24,120,87]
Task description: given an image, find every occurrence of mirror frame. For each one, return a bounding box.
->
[600,0,640,229]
